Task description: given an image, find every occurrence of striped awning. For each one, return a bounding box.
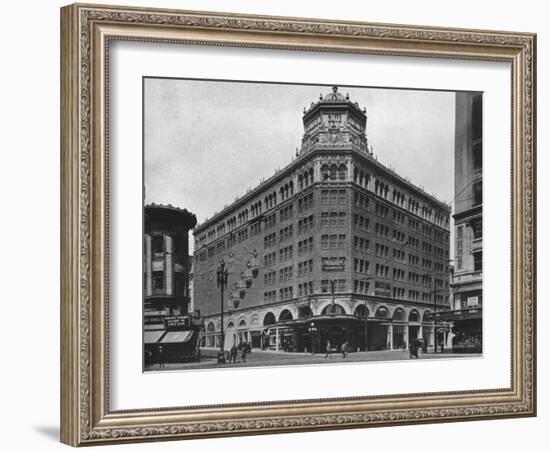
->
[160,330,194,344]
[144,330,165,344]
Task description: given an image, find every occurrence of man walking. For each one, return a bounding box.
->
[341,340,349,358]
[324,340,332,359]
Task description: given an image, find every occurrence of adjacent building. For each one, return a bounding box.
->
[143,204,200,364]
[445,92,483,352]
[193,87,452,354]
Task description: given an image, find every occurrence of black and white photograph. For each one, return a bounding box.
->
[142,78,483,372]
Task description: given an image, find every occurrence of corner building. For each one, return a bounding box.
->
[445,92,483,352]
[194,87,451,354]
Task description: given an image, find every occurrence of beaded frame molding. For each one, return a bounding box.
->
[60,3,536,446]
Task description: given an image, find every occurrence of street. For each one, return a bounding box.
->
[145,348,480,371]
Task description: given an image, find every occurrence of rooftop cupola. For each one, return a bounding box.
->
[299,86,370,156]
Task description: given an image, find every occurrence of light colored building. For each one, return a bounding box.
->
[194,87,451,353]
[445,91,483,353]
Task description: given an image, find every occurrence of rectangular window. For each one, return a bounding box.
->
[152,271,164,290]
[473,182,483,206]
[474,251,482,272]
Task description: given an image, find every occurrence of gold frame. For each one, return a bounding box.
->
[60,3,537,446]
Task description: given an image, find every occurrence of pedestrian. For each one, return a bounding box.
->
[341,340,349,358]
[230,343,238,363]
[324,340,332,359]
[158,345,165,368]
[241,343,247,363]
[409,340,418,359]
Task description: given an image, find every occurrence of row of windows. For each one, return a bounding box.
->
[298,193,314,212]
[198,209,449,263]
[321,279,346,293]
[354,192,370,210]
[279,266,293,282]
[322,212,346,228]
[264,252,277,267]
[297,237,314,256]
[393,268,406,281]
[320,234,346,250]
[197,165,451,247]
[354,236,370,252]
[265,212,277,229]
[280,286,294,300]
[264,232,277,249]
[353,258,369,274]
[264,271,277,286]
[375,243,390,258]
[298,215,314,234]
[280,245,293,262]
[280,204,293,221]
[321,189,346,205]
[353,214,369,231]
[280,225,293,243]
[375,223,389,238]
[297,259,314,277]
[298,282,314,297]
[261,283,447,302]
[375,202,389,218]
[393,287,406,299]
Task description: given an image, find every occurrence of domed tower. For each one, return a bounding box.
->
[300,86,370,156]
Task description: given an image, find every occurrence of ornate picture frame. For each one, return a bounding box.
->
[60,3,536,446]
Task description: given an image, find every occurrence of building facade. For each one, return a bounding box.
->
[193,87,451,354]
[445,92,483,352]
[143,204,200,364]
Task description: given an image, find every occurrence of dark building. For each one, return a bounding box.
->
[143,204,200,365]
[193,87,451,354]
[445,92,483,352]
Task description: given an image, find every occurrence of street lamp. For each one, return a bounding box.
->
[216,259,229,363]
[357,276,376,352]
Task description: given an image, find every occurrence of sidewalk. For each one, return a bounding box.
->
[145,347,479,371]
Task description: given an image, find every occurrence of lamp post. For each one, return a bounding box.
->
[358,276,376,352]
[216,259,229,363]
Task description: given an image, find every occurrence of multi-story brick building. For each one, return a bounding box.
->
[193,86,451,354]
[143,204,199,364]
[445,92,483,352]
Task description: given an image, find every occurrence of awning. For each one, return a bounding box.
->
[144,330,165,344]
[160,330,194,344]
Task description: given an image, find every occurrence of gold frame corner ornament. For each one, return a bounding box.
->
[60,2,536,446]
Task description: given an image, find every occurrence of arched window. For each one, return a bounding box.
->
[375,306,390,319]
[298,306,313,319]
[329,164,338,180]
[392,308,406,322]
[279,309,293,322]
[207,322,216,347]
[321,164,330,181]
[338,164,347,180]
[354,304,369,318]
[409,310,420,322]
[263,312,276,326]
[321,303,346,315]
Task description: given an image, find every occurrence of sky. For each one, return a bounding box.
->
[144,79,456,252]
